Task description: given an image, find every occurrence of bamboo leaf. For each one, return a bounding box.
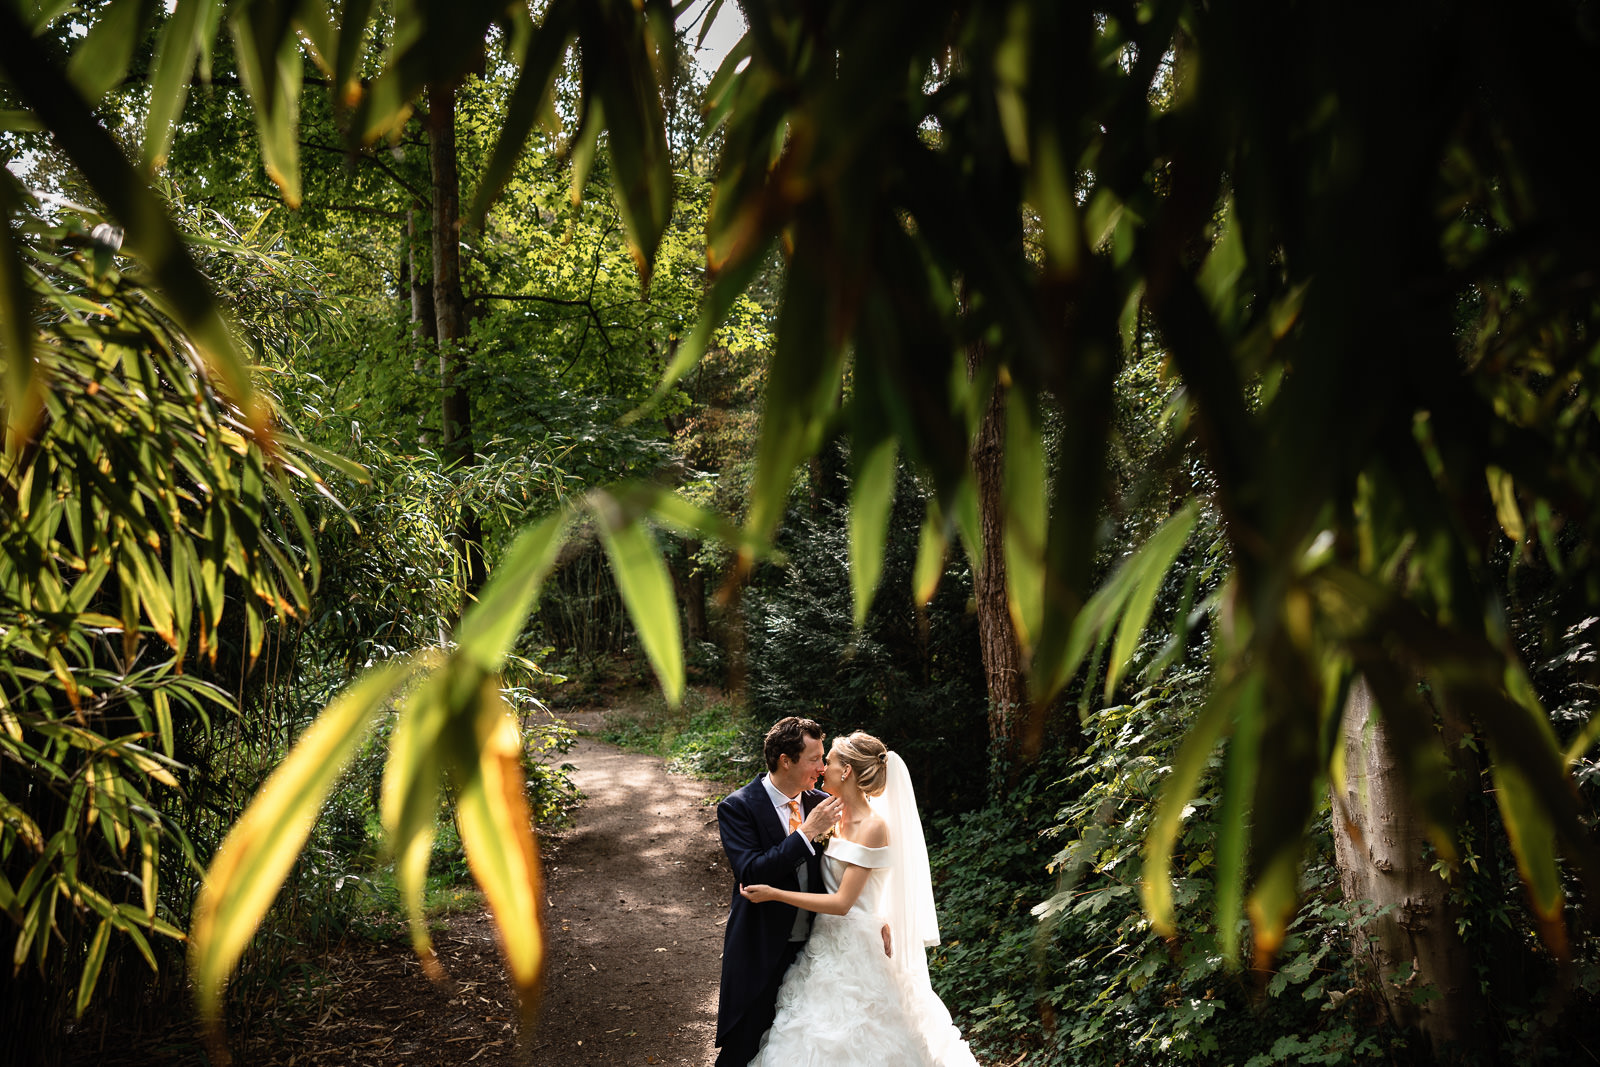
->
[1104,502,1198,699]
[66,0,154,103]
[579,0,672,284]
[1141,693,1232,937]
[1486,465,1525,542]
[331,0,374,104]
[1213,672,1263,964]
[230,0,306,206]
[75,917,112,1017]
[455,510,571,672]
[448,682,545,1020]
[0,12,264,429]
[189,659,414,1022]
[913,500,949,607]
[1488,757,1565,952]
[0,175,40,452]
[143,0,218,170]
[595,506,683,706]
[381,667,450,975]
[848,437,897,628]
[1002,389,1047,652]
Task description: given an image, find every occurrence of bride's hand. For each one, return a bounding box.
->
[880,923,892,958]
[740,883,777,903]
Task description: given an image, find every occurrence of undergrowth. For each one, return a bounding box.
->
[600,688,762,786]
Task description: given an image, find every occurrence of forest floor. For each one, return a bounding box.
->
[65,702,734,1066]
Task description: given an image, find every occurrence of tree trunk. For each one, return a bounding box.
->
[966,339,1026,758]
[407,207,435,445]
[429,80,486,596]
[1331,676,1484,1060]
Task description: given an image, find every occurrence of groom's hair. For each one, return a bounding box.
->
[763,716,823,772]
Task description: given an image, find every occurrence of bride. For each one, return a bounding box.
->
[739,731,979,1067]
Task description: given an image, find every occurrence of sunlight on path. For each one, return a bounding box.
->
[534,717,729,1065]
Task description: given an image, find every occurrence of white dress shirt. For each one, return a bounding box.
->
[761,774,816,854]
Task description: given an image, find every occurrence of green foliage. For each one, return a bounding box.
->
[931,675,1394,1066]
[744,463,989,814]
[600,687,760,783]
[0,190,334,1046]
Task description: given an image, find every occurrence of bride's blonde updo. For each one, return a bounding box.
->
[833,731,890,796]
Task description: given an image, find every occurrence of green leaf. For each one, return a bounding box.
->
[189,659,415,1022]
[455,510,571,672]
[229,0,306,206]
[446,682,545,1020]
[1142,693,1232,937]
[75,917,112,1017]
[331,0,375,104]
[382,667,449,974]
[66,0,154,103]
[1002,389,1047,652]
[848,437,898,628]
[1105,502,1199,699]
[578,0,673,284]
[745,224,845,538]
[143,0,219,170]
[594,502,684,705]
[1214,671,1263,964]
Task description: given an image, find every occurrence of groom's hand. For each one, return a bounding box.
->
[799,795,843,840]
[881,923,892,958]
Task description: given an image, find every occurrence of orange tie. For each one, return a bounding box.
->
[787,799,802,835]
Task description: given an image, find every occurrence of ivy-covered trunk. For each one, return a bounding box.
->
[1331,676,1484,1059]
[966,340,1025,759]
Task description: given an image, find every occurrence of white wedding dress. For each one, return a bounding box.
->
[748,760,979,1067]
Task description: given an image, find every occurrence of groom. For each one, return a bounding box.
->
[713,716,843,1067]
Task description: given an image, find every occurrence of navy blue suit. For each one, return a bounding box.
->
[714,776,826,1067]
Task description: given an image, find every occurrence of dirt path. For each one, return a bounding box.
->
[62,705,734,1066]
[533,707,729,1065]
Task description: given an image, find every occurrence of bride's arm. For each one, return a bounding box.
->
[741,818,890,914]
[740,862,873,915]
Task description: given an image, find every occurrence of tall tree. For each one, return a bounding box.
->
[1332,678,1485,1058]
[428,78,487,595]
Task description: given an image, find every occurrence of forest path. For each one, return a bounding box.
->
[532,706,730,1065]
[63,705,735,1066]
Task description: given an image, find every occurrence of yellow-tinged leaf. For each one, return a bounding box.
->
[1486,466,1525,542]
[76,916,112,1017]
[1489,755,1566,953]
[450,683,545,1018]
[1246,847,1302,970]
[913,502,948,607]
[381,667,450,977]
[190,659,414,1022]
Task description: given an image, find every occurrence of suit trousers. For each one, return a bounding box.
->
[714,939,804,1067]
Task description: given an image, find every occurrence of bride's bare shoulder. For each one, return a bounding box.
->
[856,812,889,848]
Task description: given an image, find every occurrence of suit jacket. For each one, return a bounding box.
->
[715,775,827,1046]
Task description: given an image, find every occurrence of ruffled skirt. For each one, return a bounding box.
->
[749,911,978,1067]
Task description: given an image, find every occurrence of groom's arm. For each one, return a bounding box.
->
[718,794,812,887]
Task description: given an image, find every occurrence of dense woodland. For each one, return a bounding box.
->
[3,0,1600,1063]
